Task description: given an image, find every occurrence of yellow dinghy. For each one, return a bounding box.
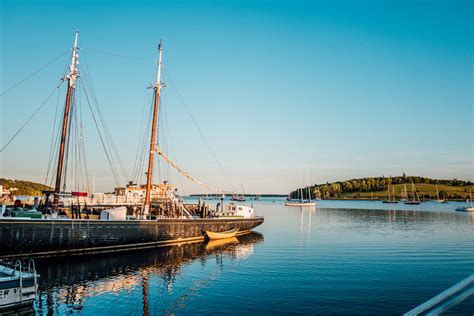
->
[206,227,239,240]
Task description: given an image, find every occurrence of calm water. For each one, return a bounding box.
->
[29,200,473,315]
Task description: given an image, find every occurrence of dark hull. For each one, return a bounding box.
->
[0,217,264,258]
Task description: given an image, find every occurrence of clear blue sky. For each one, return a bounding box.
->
[1,0,472,194]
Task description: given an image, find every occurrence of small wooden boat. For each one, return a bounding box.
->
[206,227,239,240]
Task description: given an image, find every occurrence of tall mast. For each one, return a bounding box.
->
[306,168,311,202]
[143,39,163,215]
[298,167,303,202]
[53,31,79,211]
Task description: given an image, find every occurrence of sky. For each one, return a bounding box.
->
[0,0,473,194]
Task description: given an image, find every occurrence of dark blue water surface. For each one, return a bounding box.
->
[33,200,473,315]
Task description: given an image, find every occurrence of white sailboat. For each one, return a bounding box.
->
[455,189,474,212]
[404,182,421,205]
[286,168,315,207]
[400,184,408,202]
[382,185,398,203]
[434,184,448,203]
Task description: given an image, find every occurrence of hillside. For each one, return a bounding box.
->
[0,178,52,196]
[291,175,473,201]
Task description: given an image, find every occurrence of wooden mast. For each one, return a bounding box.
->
[53,31,79,212]
[143,40,163,216]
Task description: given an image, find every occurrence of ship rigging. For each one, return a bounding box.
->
[0,31,263,257]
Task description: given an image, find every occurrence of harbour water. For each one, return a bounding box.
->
[30,199,473,315]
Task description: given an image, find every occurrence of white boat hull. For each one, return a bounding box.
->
[455,207,474,212]
[285,202,316,207]
[0,284,37,311]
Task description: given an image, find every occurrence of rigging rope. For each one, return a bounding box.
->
[155,145,222,194]
[81,48,154,63]
[0,50,69,97]
[162,66,224,171]
[81,51,130,183]
[0,83,63,153]
[44,84,63,184]
[81,81,121,187]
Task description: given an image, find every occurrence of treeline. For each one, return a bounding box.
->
[290,175,472,200]
[0,178,52,196]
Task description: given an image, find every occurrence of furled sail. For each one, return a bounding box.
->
[155,146,222,194]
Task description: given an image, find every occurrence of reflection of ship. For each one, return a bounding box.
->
[34,232,263,313]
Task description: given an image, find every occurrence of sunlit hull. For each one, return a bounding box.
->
[0,217,264,258]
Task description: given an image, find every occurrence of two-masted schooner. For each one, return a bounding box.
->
[0,32,263,258]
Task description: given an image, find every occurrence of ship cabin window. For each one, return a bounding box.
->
[238,207,242,210]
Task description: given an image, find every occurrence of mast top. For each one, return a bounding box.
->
[68,31,79,88]
[74,30,79,49]
[155,39,163,89]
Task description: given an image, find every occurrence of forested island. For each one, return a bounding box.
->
[2,175,472,201]
[0,178,52,196]
[290,175,473,201]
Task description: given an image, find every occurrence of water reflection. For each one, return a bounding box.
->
[34,232,263,314]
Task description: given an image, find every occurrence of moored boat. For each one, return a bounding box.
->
[0,33,264,258]
[285,201,316,207]
[286,167,316,207]
[382,185,399,204]
[456,190,474,212]
[455,206,474,212]
[231,194,246,202]
[206,227,239,240]
[404,182,421,205]
[0,259,39,312]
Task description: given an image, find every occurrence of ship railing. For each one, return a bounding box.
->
[166,193,193,218]
[404,274,474,315]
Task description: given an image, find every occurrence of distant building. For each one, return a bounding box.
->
[114,181,175,200]
[65,181,177,206]
[0,185,11,196]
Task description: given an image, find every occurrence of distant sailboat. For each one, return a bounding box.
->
[400,184,408,202]
[455,189,474,212]
[286,168,315,207]
[434,184,447,203]
[382,185,398,204]
[231,184,246,202]
[404,182,421,205]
